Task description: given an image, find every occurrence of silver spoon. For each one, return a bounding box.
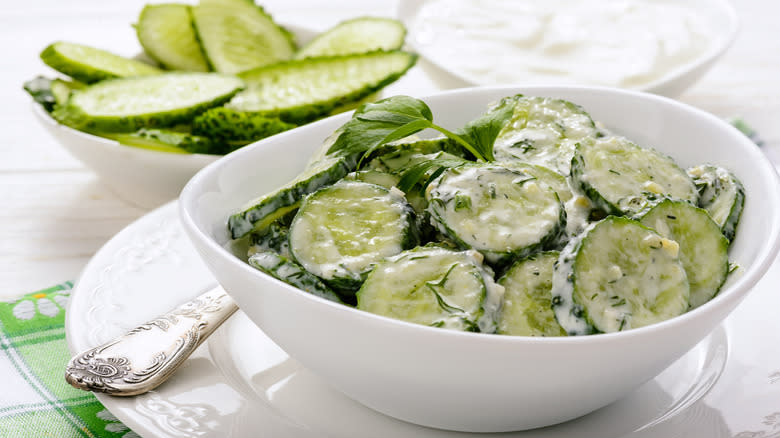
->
[65,286,236,396]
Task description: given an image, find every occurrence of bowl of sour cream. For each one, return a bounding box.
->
[398,0,738,97]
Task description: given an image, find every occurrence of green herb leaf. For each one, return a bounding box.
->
[326,94,516,165]
[326,96,435,159]
[396,157,467,193]
[455,95,517,162]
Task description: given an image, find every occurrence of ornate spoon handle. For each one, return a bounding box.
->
[65,286,237,396]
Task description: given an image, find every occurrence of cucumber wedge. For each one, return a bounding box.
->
[497,251,566,337]
[40,41,161,84]
[227,51,417,124]
[55,73,244,132]
[551,217,690,335]
[426,164,566,266]
[687,164,745,242]
[357,246,504,333]
[639,200,729,309]
[294,17,406,59]
[288,180,418,293]
[136,4,210,72]
[24,76,86,112]
[571,136,698,217]
[227,155,350,239]
[248,251,342,303]
[192,0,295,74]
[192,107,295,143]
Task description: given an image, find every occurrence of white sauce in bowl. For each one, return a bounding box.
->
[409,0,716,89]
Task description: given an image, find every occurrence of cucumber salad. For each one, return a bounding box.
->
[229,94,744,336]
[24,0,414,155]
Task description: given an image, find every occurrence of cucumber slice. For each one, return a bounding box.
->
[228,154,350,239]
[227,51,417,124]
[687,165,745,242]
[639,200,729,308]
[289,180,418,293]
[192,107,296,143]
[357,246,504,333]
[497,251,566,337]
[571,136,698,217]
[248,251,342,303]
[102,129,213,154]
[40,41,162,84]
[294,17,406,59]
[344,170,401,190]
[191,0,295,74]
[551,217,690,335]
[56,73,244,132]
[426,164,566,266]
[248,221,292,259]
[51,78,85,106]
[136,4,210,72]
[493,95,600,174]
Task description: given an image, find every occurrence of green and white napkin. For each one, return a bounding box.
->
[0,283,136,438]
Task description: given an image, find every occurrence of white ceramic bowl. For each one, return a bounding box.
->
[397,0,738,97]
[179,85,780,433]
[32,25,316,209]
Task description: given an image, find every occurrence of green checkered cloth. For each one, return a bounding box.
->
[0,283,137,438]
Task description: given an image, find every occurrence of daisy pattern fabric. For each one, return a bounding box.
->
[0,282,137,437]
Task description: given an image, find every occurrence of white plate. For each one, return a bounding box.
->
[65,201,780,437]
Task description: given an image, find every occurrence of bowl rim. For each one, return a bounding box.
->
[396,0,740,95]
[180,84,780,346]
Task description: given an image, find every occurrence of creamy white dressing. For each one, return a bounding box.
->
[428,166,562,254]
[410,0,715,89]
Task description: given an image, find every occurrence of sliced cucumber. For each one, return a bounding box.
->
[551,216,690,335]
[102,129,214,154]
[497,251,566,337]
[40,41,161,84]
[50,78,85,106]
[357,246,504,333]
[227,51,417,124]
[294,17,406,59]
[639,200,729,308]
[228,154,349,239]
[192,107,296,143]
[344,169,400,190]
[55,73,244,132]
[687,164,745,242]
[493,95,600,174]
[426,164,566,266]
[192,0,295,73]
[247,220,291,259]
[289,180,418,293]
[136,4,210,72]
[571,136,698,217]
[249,251,342,303]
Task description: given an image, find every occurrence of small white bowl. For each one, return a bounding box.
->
[179,85,780,432]
[397,0,738,97]
[32,25,317,209]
